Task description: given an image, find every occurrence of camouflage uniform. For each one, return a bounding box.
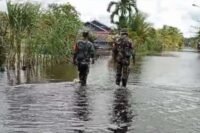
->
[73,38,95,86]
[113,31,134,87]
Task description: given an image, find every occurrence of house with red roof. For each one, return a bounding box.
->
[84,20,113,49]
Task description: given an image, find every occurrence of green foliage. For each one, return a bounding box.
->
[107,0,184,54]
[107,0,138,29]
[32,3,82,58]
[158,25,184,49]
[0,12,8,67]
[4,1,82,65]
[4,1,42,68]
[7,1,40,41]
[128,12,152,45]
[0,39,6,67]
[127,13,183,53]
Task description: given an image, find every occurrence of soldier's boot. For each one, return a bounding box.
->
[122,78,127,87]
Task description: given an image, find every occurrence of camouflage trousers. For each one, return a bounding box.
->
[116,61,130,87]
[78,62,89,86]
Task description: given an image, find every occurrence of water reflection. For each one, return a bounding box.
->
[4,55,141,86]
[110,88,134,133]
[6,70,15,86]
[74,87,90,121]
[6,62,78,85]
[44,63,77,82]
[1,50,200,133]
[5,86,38,131]
[16,64,21,85]
[73,86,90,133]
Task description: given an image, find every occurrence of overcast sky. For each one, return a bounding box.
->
[1,0,200,37]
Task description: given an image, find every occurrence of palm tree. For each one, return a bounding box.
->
[129,12,152,45]
[107,0,138,29]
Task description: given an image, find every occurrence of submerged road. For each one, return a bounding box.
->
[0,49,200,133]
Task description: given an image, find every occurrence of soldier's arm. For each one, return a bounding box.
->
[89,43,95,63]
[130,40,136,63]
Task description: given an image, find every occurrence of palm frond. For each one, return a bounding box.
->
[130,0,138,13]
[107,1,118,12]
[110,6,119,23]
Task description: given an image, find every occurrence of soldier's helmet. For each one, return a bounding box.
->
[120,29,128,36]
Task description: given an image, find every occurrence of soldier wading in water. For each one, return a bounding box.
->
[73,31,95,86]
[112,29,135,87]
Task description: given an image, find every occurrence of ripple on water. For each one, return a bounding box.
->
[0,52,200,132]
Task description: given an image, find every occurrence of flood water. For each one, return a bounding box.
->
[0,49,200,133]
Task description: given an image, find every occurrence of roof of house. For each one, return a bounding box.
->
[85,22,107,32]
[84,20,112,32]
[84,20,113,43]
[91,20,112,31]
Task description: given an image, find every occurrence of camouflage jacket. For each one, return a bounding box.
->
[113,36,134,62]
[73,40,95,63]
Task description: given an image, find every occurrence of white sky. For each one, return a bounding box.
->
[1,0,200,37]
